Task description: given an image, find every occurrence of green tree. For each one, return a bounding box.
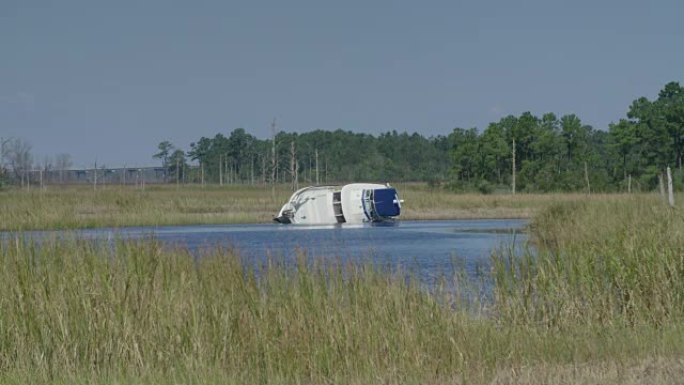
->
[153,141,174,182]
[450,127,480,186]
[480,122,509,185]
[657,82,684,169]
[608,119,639,183]
[153,141,174,167]
[168,149,187,183]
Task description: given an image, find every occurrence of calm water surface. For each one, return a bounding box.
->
[28,219,528,285]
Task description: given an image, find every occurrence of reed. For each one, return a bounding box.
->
[493,194,684,328]
[2,234,684,384]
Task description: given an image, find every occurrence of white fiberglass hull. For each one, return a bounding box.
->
[274,183,402,225]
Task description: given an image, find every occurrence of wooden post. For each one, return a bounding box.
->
[628,174,632,194]
[201,162,205,187]
[93,161,97,191]
[667,166,675,207]
[511,137,516,195]
[123,165,126,185]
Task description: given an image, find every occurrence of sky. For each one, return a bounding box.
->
[1,0,683,168]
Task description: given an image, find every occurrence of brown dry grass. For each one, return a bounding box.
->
[0,182,648,230]
[490,357,684,385]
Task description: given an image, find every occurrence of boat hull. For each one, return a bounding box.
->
[274,183,401,225]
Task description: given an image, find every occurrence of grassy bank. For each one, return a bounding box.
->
[494,194,684,328]
[0,183,639,230]
[3,193,684,384]
[0,184,290,231]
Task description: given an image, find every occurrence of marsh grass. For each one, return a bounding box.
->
[493,195,684,328]
[397,183,638,221]
[4,186,684,383]
[2,233,684,384]
[0,184,292,231]
[0,182,643,231]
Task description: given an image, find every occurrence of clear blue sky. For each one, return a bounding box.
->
[2,0,682,168]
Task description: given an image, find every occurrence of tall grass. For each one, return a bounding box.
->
[493,195,684,328]
[2,233,684,384]
[0,237,471,383]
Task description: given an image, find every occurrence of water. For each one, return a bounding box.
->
[22,219,528,286]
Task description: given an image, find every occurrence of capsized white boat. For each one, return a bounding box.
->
[274,183,402,225]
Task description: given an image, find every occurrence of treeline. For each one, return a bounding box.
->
[155,81,683,192]
[154,129,452,185]
[451,81,684,192]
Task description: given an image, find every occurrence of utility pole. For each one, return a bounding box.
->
[584,161,590,194]
[250,153,255,185]
[219,154,223,186]
[226,154,230,184]
[93,161,97,191]
[511,137,516,195]
[270,118,277,185]
[176,158,180,188]
[290,140,298,191]
[315,148,319,185]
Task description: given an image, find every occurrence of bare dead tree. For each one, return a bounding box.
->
[6,138,33,187]
[0,137,11,178]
